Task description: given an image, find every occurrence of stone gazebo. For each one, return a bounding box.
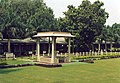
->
[33,32,75,64]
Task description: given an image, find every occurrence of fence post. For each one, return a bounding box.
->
[106,51,107,55]
[101,50,103,56]
[86,52,88,56]
[115,51,116,55]
[95,52,97,56]
[83,52,85,56]
[79,52,81,56]
[110,51,112,55]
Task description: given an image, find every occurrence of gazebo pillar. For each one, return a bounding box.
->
[48,37,51,56]
[51,37,56,63]
[68,38,71,62]
[36,38,40,61]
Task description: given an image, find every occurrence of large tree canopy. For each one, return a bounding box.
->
[59,0,109,51]
[0,0,58,52]
[0,0,58,39]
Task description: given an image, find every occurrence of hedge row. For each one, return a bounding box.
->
[0,63,34,69]
[73,55,120,60]
[0,63,62,69]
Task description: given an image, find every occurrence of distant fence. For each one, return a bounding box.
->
[41,51,120,57]
[56,51,120,56]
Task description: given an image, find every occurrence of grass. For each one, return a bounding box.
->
[0,57,36,64]
[0,58,120,83]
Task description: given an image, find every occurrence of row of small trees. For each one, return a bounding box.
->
[98,23,120,43]
[0,0,120,52]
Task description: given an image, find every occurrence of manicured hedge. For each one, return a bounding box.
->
[72,55,120,61]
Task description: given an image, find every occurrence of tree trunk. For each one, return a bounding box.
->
[98,43,100,52]
[91,44,94,52]
[98,43,101,55]
[110,41,112,55]
[19,44,21,56]
[8,38,11,53]
[105,41,107,51]
[72,38,74,53]
[110,42,112,51]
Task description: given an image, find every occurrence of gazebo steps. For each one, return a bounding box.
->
[35,63,62,68]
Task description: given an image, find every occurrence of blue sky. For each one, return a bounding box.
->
[44,0,120,25]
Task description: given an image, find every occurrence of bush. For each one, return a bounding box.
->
[79,59,94,63]
[0,62,8,65]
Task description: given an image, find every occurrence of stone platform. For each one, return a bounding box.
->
[35,63,62,68]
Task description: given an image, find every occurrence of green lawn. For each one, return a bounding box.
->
[0,58,120,83]
[0,57,36,65]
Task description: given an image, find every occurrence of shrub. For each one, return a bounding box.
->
[0,62,8,65]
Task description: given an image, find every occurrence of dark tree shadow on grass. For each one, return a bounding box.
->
[0,68,22,74]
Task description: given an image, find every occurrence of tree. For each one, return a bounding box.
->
[0,0,57,52]
[111,23,120,43]
[97,23,120,51]
[59,0,108,51]
[96,25,112,51]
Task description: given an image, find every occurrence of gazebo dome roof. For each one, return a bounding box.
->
[33,32,75,38]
